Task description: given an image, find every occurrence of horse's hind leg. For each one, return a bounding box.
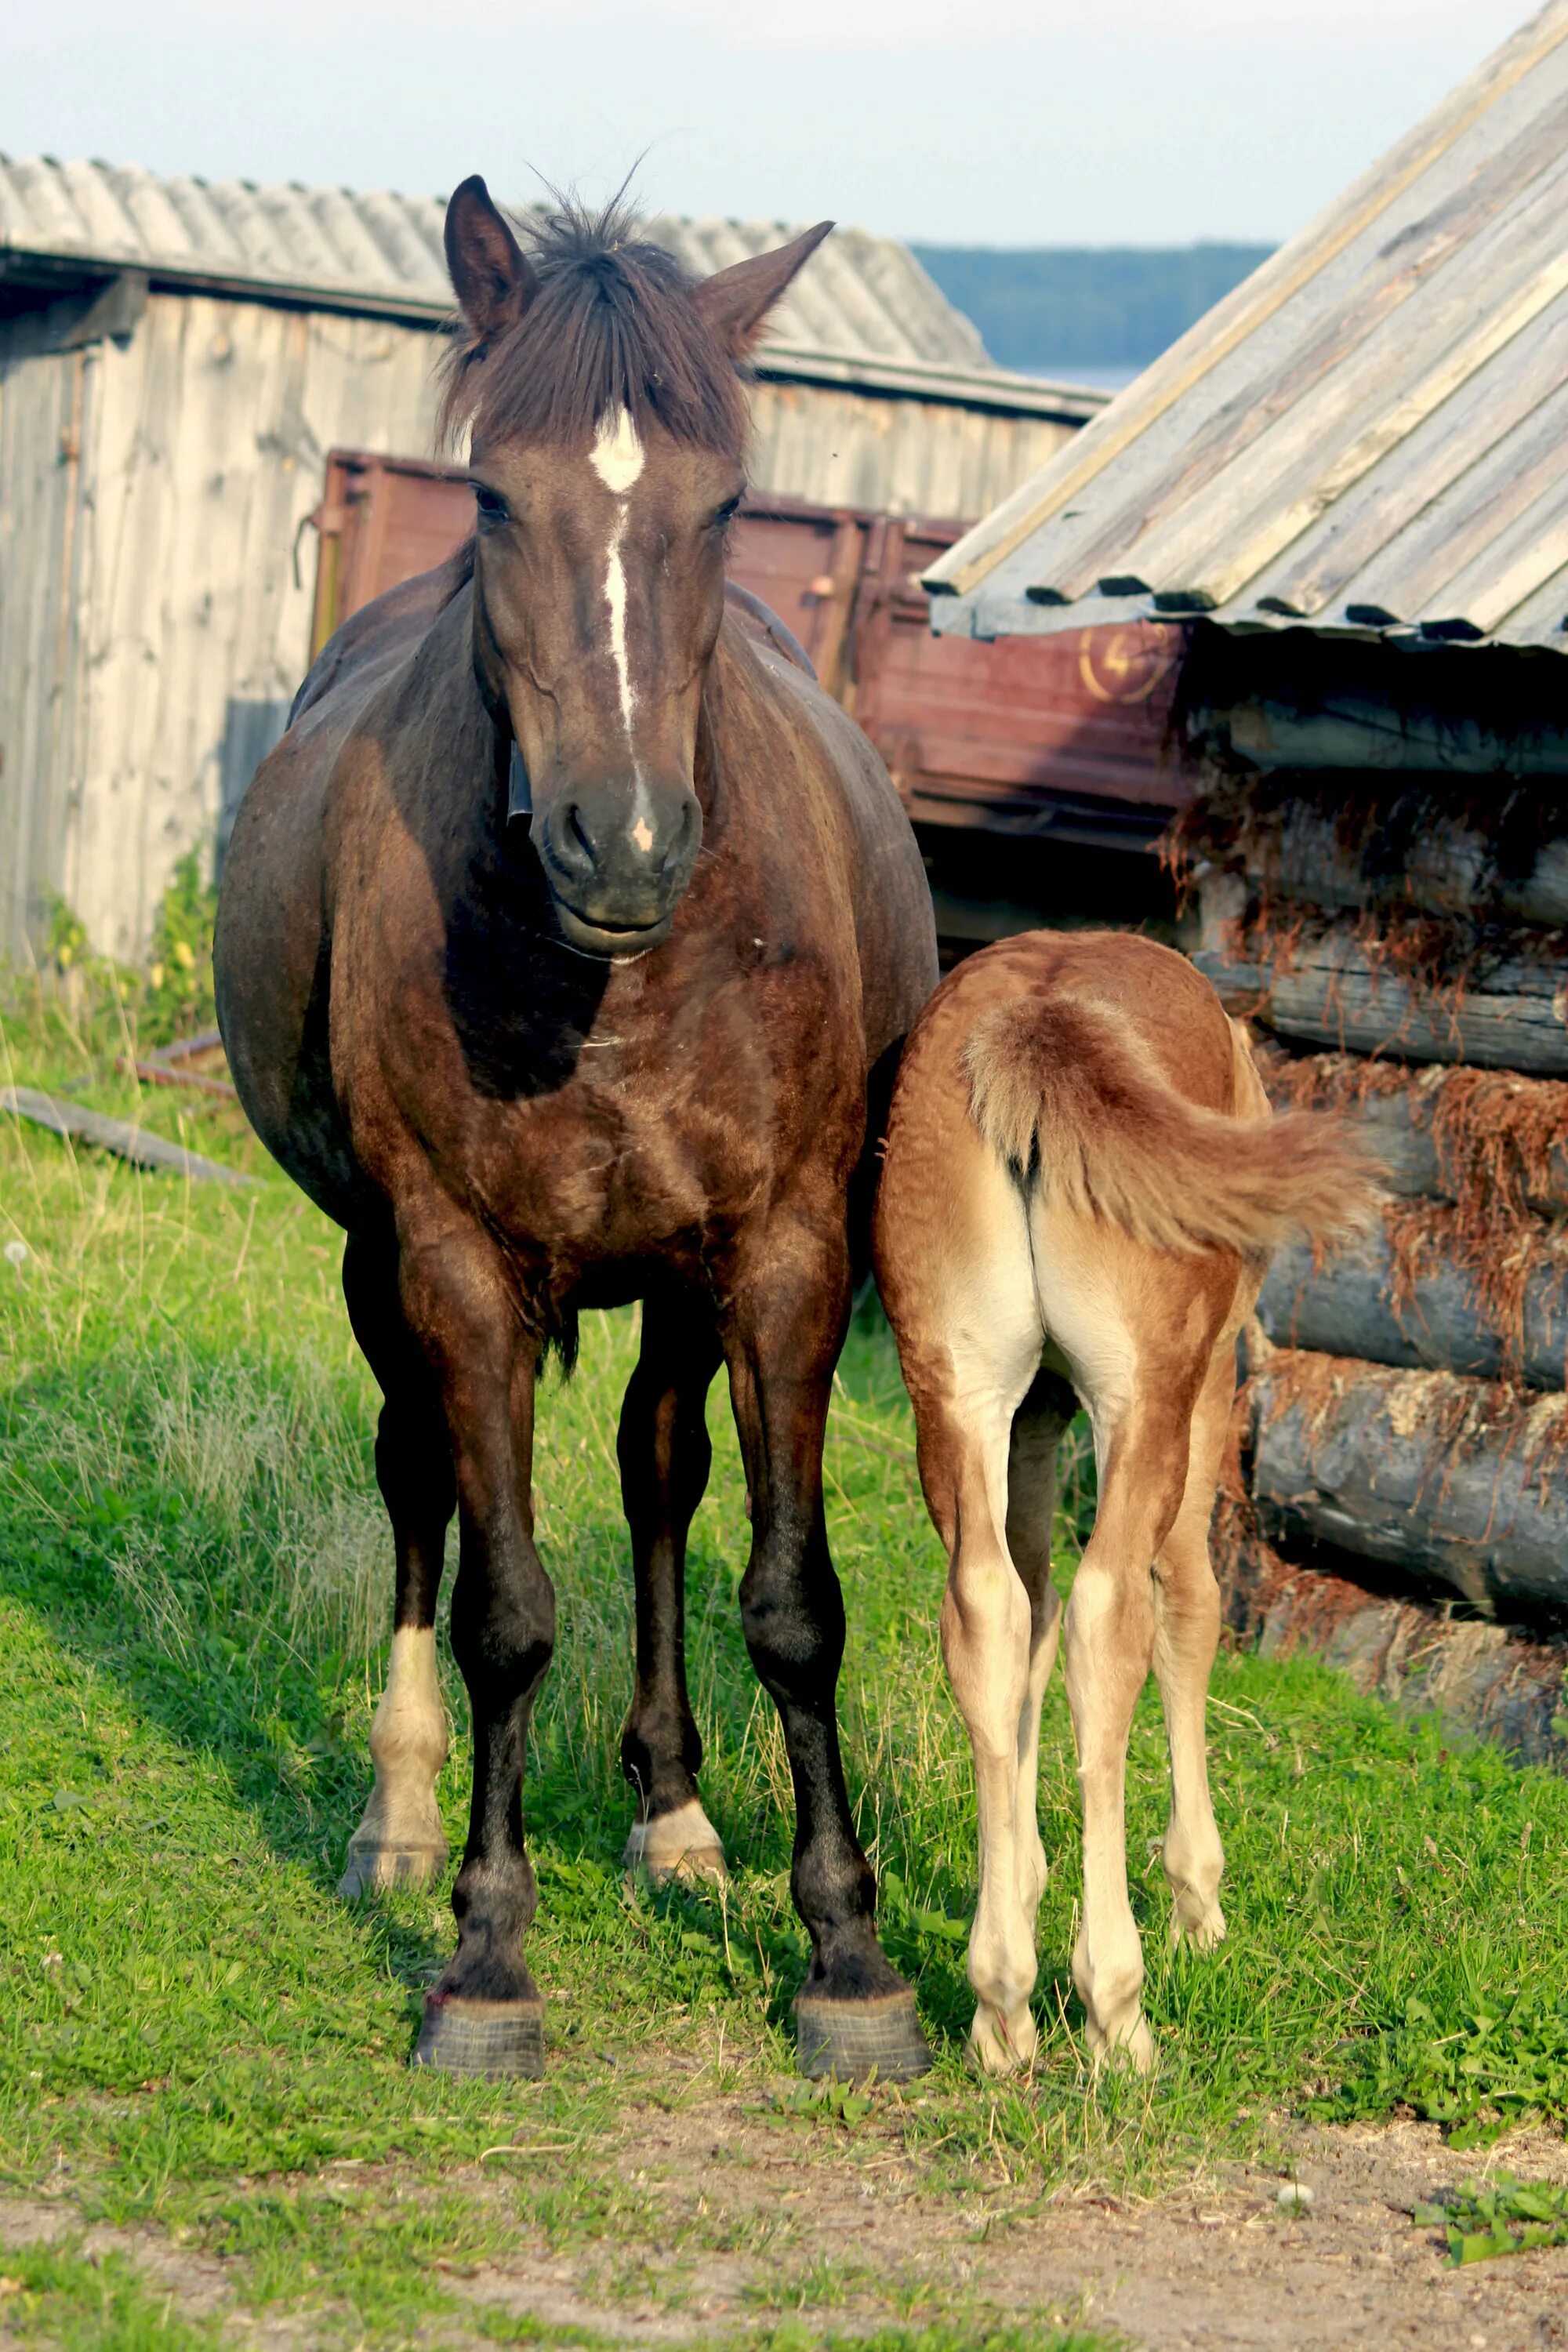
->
[1004,1373,1075,1939]
[883,1131,1049,2074]
[1152,1340,1236,1950]
[1063,1358,1198,2071]
[618,1289,727,1883]
[337,1232,456,1899]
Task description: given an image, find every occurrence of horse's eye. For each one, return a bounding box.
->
[474,484,510,529]
[711,495,742,532]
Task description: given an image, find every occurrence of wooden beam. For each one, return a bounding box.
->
[1259,1222,1568,1388]
[1249,1348,1568,1613]
[1196,931,1568,1073]
[2,1086,251,1187]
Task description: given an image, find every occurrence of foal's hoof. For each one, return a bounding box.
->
[1170,1899,1227,1952]
[968,2000,1038,2077]
[794,1986,931,2084]
[336,1838,447,1900]
[1086,2012,1155,2076]
[414,1992,545,2079]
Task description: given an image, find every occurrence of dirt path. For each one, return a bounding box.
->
[4,2113,1566,2349]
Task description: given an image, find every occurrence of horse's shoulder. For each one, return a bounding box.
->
[713,619,879,789]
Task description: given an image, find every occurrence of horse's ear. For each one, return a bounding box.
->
[692,221,833,359]
[445,175,539,341]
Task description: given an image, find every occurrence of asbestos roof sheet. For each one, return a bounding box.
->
[924,0,1568,654]
[0,153,1096,417]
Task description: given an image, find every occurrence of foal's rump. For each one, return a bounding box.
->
[959,931,1374,1262]
[874,927,1377,1422]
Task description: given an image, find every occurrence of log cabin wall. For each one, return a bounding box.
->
[1175,626,1568,1656]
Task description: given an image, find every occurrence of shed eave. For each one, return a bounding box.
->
[0,244,1101,419]
[753,343,1105,419]
[927,583,1568,656]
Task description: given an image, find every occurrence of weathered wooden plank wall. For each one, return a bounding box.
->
[746,379,1073,524]
[0,332,88,959]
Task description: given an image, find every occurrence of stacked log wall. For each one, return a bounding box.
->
[1181,759,1568,1695]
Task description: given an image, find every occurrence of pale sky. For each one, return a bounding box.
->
[2,0,1541,246]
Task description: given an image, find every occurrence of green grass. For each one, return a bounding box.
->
[2,974,1567,2346]
[0,2246,224,2350]
[1412,2172,1568,2266]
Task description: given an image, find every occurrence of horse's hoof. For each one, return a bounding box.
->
[622,1800,728,1888]
[336,1839,447,1900]
[414,1993,545,2078]
[1170,1900,1227,1952]
[794,1986,931,2084]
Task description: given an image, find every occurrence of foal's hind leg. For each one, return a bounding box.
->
[898,1153,1048,2074]
[618,1290,728,1883]
[1152,1341,1236,1950]
[338,1233,456,1899]
[1004,1374,1075,1934]
[1063,1371,1196,2071]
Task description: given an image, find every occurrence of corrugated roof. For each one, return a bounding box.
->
[0,154,1099,419]
[925,0,1568,653]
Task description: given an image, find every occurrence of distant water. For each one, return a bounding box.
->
[1029,364,1141,394]
[911,244,1274,396]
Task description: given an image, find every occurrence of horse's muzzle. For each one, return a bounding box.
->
[534,779,702,957]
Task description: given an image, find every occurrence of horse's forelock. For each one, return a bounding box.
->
[437,198,750,459]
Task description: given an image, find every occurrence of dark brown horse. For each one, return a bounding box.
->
[215,182,938,2081]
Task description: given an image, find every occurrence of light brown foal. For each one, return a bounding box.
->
[873,931,1374,2074]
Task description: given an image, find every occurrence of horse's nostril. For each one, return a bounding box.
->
[567,804,596,866]
[656,800,695,880]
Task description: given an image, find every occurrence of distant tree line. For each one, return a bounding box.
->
[911,244,1274,375]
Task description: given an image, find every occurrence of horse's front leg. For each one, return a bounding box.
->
[337,1232,456,1900]
[619,1287,728,1882]
[397,1223,556,2080]
[720,1210,931,2083]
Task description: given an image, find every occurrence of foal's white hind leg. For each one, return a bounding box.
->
[912,1156,1047,2076]
[1062,1388,1193,2072]
[1152,1345,1234,1950]
[338,1628,450,1897]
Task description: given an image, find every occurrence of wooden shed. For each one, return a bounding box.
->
[925,0,1568,1675]
[0,156,1099,961]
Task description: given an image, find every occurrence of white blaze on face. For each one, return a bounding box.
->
[589,408,646,767]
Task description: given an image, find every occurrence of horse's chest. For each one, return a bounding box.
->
[475,1061,751,1275]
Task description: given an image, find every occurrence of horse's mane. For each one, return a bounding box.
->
[437,197,749,457]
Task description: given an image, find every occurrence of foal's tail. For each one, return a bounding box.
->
[964,993,1378,1258]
